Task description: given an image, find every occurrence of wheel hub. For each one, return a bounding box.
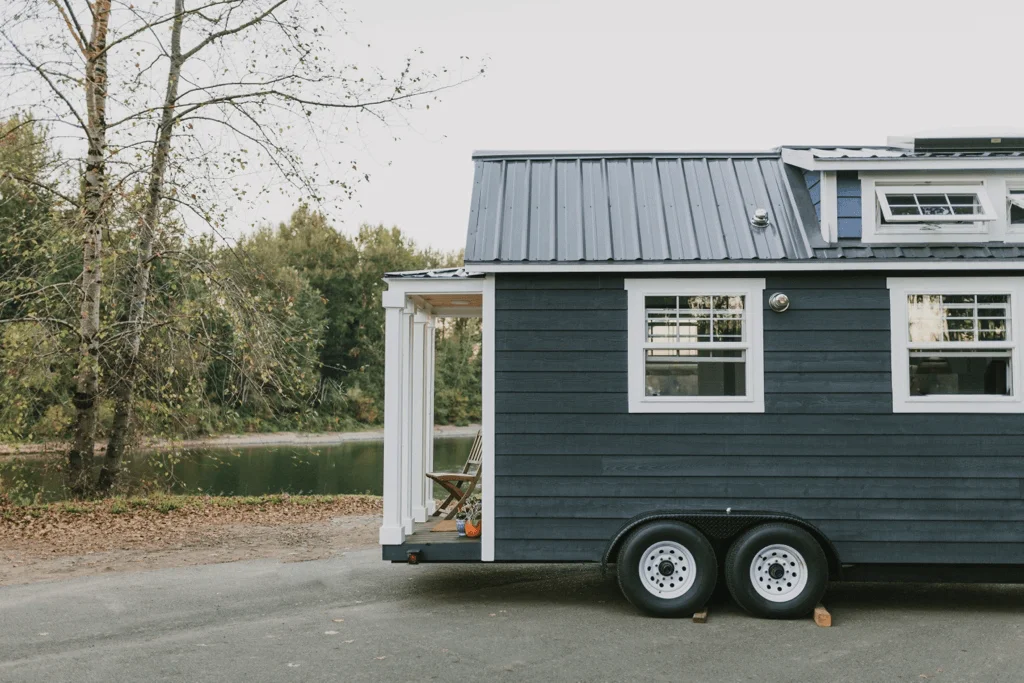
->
[749,543,809,603]
[638,541,697,600]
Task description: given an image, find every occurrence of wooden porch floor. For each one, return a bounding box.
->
[382,518,481,562]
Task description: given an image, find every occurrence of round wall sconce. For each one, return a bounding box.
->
[769,292,790,313]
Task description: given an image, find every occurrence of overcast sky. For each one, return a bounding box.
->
[287,0,1024,252]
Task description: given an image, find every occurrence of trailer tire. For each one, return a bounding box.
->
[616,521,717,618]
[724,523,828,619]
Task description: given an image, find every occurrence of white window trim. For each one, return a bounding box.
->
[874,185,996,223]
[625,278,765,414]
[887,276,1024,414]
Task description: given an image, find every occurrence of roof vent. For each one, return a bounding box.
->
[750,209,770,229]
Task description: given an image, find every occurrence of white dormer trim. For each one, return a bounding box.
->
[819,171,838,243]
[782,148,1024,172]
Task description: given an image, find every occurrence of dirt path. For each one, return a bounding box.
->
[0,424,479,457]
[0,496,383,586]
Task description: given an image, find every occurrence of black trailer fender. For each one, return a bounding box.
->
[602,509,842,579]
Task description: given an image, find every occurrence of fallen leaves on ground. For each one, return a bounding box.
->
[0,494,382,557]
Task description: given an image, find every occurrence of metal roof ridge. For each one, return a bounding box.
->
[471,149,782,160]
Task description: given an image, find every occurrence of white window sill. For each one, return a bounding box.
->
[893,398,1024,414]
[628,398,766,414]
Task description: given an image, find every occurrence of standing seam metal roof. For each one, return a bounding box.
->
[463,153,818,263]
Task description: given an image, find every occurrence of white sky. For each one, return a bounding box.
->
[274,0,1024,252]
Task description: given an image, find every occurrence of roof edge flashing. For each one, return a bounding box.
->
[471,149,782,161]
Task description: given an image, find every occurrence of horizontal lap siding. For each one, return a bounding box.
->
[493,273,1024,564]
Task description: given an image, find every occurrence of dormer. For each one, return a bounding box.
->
[782,135,1024,245]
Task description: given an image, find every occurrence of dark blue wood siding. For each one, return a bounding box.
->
[837,171,862,238]
[493,273,1024,564]
[802,170,821,221]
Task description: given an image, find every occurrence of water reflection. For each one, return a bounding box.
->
[1,437,474,501]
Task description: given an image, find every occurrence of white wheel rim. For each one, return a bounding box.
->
[638,541,697,599]
[749,544,808,603]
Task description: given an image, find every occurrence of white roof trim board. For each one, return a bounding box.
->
[781,147,1024,171]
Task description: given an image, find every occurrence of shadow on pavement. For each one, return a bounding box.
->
[397,562,1024,616]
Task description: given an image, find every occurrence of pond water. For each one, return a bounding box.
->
[1,436,475,502]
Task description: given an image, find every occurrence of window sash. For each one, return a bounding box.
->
[876,185,996,223]
[626,278,765,413]
[888,277,1024,413]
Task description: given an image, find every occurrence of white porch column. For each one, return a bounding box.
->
[400,304,415,535]
[423,316,437,516]
[379,294,406,545]
[410,311,429,522]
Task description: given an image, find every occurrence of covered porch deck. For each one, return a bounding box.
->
[378,268,494,562]
[380,518,482,562]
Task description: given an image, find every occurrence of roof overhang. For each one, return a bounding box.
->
[465,260,1024,274]
[782,148,1024,172]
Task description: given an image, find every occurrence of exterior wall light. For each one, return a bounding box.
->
[769,292,790,313]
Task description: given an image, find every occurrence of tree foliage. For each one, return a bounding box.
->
[1,127,481,450]
[1,1,482,493]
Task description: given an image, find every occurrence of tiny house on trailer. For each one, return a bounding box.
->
[379,135,1024,619]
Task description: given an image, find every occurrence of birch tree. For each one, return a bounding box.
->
[1,0,478,494]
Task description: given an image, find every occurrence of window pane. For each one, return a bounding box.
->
[909,352,1011,396]
[645,349,746,397]
[645,294,745,344]
[1010,194,1024,224]
[907,293,1010,344]
[882,191,985,219]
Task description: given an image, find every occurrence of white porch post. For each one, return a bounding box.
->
[400,304,415,535]
[424,316,437,516]
[481,275,496,562]
[410,311,429,522]
[379,294,406,545]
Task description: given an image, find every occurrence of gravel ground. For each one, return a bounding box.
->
[2,549,1022,683]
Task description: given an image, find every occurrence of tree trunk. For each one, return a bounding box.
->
[98,0,185,493]
[68,0,112,497]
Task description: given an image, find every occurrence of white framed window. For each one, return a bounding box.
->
[625,278,765,413]
[887,277,1024,413]
[875,185,996,223]
[861,175,1006,244]
[1008,188,1024,226]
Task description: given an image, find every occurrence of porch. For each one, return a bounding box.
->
[378,268,494,562]
[380,518,482,562]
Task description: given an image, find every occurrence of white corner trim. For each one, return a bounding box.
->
[624,278,766,414]
[820,171,838,243]
[887,276,1024,413]
[481,275,496,562]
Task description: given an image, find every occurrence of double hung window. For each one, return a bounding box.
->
[888,277,1024,413]
[625,279,765,413]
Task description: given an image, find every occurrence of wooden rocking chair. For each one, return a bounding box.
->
[427,430,482,520]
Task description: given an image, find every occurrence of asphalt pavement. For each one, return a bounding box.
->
[2,549,1023,682]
